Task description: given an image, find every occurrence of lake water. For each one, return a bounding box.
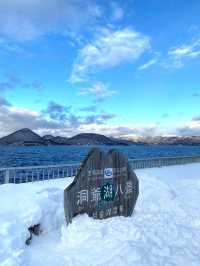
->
[0,145,200,168]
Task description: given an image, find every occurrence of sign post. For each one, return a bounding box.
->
[64,148,139,224]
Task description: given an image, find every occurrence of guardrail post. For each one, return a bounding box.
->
[5,169,10,183]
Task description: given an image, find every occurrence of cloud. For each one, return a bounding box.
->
[70,27,151,82]
[79,105,98,112]
[0,104,64,137]
[0,73,44,92]
[100,112,116,120]
[2,100,200,138]
[84,111,116,125]
[175,121,200,136]
[0,73,22,91]
[138,58,158,70]
[84,115,103,124]
[0,0,102,41]
[43,101,71,122]
[46,102,70,113]
[173,116,200,136]
[0,99,119,137]
[167,37,200,68]
[0,96,12,107]
[42,100,116,128]
[78,123,161,138]
[136,33,200,71]
[0,96,166,139]
[78,82,116,101]
[192,116,200,121]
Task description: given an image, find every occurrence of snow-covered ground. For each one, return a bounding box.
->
[1,163,200,266]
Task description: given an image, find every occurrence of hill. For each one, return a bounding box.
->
[66,133,130,145]
[0,128,45,146]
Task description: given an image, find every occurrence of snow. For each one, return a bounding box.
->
[1,164,200,266]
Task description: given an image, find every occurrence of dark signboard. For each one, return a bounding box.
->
[64,148,139,224]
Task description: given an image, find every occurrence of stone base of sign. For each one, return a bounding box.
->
[64,148,139,224]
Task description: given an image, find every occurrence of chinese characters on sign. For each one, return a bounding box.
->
[64,148,139,224]
[101,183,114,201]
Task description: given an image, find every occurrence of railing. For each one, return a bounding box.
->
[1,155,200,185]
[0,163,80,185]
[128,155,200,169]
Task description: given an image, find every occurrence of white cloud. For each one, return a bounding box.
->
[175,120,200,136]
[70,27,151,83]
[136,33,200,71]
[0,97,161,138]
[0,97,117,137]
[167,37,200,68]
[0,104,63,137]
[78,82,116,101]
[0,0,101,41]
[78,123,162,138]
[2,98,200,138]
[9,106,39,117]
[138,58,158,70]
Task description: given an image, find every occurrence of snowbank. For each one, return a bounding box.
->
[0,164,200,266]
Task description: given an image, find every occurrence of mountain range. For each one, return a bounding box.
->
[0,128,134,146]
[0,128,200,146]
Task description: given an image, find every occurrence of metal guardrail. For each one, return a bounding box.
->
[1,155,200,184]
[128,155,200,169]
[0,163,80,185]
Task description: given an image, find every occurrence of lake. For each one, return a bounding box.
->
[0,145,200,168]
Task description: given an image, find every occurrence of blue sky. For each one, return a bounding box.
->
[0,0,200,138]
